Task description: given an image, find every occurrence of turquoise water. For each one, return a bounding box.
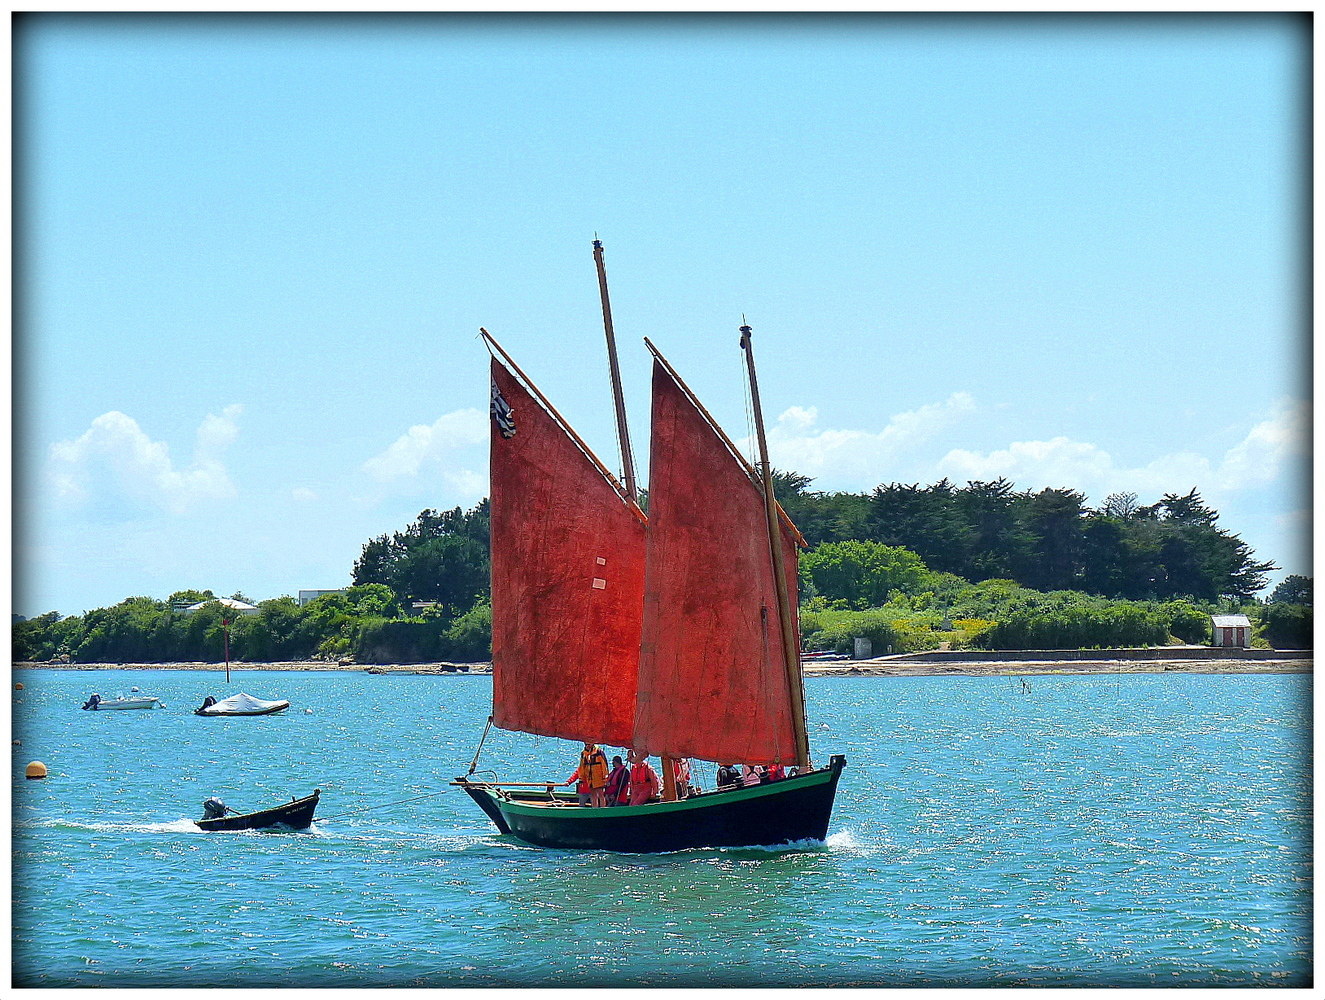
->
[12,669,1311,987]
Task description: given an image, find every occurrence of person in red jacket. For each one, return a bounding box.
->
[603,755,630,806]
[563,766,590,805]
[627,749,660,805]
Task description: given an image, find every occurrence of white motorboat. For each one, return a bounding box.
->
[194,692,290,717]
[81,692,165,711]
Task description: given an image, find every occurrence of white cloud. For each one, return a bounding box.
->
[941,436,1119,489]
[1216,400,1309,491]
[937,399,1310,506]
[762,393,977,484]
[49,406,243,516]
[362,408,487,483]
[291,487,319,503]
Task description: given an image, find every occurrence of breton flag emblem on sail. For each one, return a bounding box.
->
[490,377,516,438]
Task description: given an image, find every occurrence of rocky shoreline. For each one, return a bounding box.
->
[14,655,1310,677]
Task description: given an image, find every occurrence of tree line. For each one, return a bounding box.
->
[14,584,491,666]
[774,474,1275,602]
[13,477,1312,664]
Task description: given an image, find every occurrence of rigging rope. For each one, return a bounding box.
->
[467,714,495,775]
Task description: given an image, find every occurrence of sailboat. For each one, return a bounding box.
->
[454,250,844,853]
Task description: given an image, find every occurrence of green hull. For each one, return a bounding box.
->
[458,755,845,852]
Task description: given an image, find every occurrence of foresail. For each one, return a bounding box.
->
[488,357,646,747]
[634,358,802,765]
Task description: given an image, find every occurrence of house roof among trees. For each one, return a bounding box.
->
[187,597,258,613]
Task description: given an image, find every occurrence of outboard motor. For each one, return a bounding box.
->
[82,693,101,711]
[202,797,227,820]
[194,696,217,716]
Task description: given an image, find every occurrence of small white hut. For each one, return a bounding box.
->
[1210,614,1252,648]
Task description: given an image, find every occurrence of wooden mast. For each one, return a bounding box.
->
[739,323,811,771]
[592,238,640,502]
[592,239,678,801]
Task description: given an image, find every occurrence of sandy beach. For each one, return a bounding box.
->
[14,652,1310,678]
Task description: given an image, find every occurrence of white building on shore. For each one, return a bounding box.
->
[1210,614,1252,648]
[298,589,347,606]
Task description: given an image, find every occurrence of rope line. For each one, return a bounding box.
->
[467,714,494,775]
[317,788,457,823]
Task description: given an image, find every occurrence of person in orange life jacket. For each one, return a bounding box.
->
[564,742,610,807]
[673,757,692,798]
[603,755,630,806]
[627,749,660,805]
[766,761,786,781]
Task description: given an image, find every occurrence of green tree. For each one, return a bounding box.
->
[1080,515,1129,596]
[239,597,306,661]
[800,540,932,610]
[868,479,972,573]
[1023,488,1086,592]
[13,612,82,661]
[1159,487,1218,526]
[353,503,491,609]
[1269,575,1312,605]
[1258,602,1312,649]
[955,479,1034,581]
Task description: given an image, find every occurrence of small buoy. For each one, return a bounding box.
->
[25,761,47,780]
[130,686,140,693]
[12,739,21,746]
[14,682,23,691]
[304,708,313,714]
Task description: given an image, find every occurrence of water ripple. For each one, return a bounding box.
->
[12,669,1312,987]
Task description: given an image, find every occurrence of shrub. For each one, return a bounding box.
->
[800,607,943,655]
[1258,602,1312,649]
[800,541,933,610]
[1163,601,1211,644]
[951,618,997,649]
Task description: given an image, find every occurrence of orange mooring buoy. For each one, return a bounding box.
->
[25,761,47,780]
[14,682,23,691]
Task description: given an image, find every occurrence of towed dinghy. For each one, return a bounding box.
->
[196,789,320,831]
[194,692,290,716]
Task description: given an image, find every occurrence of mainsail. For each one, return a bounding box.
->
[633,357,803,765]
[488,356,646,747]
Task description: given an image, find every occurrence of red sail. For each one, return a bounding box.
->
[488,357,646,747]
[634,359,802,765]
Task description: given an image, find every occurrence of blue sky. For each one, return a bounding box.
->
[15,13,1310,617]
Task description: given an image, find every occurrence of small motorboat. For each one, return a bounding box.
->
[195,789,320,832]
[194,693,290,716]
[82,692,164,711]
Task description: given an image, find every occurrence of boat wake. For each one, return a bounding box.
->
[826,829,865,851]
[18,816,324,836]
[728,837,831,854]
[16,816,205,835]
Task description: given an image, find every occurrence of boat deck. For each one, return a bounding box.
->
[495,779,800,809]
